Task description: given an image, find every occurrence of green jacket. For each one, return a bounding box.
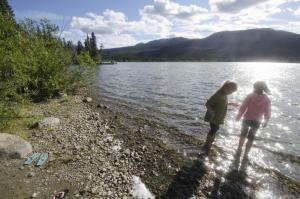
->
[204,92,228,124]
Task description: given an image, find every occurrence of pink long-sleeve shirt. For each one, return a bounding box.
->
[237,92,271,121]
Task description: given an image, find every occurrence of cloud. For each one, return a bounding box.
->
[62,27,138,48]
[96,33,138,49]
[69,1,212,47]
[69,9,141,48]
[213,0,288,23]
[70,10,127,35]
[287,21,300,34]
[209,0,268,13]
[65,0,299,48]
[295,6,300,15]
[61,29,86,42]
[70,0,211,36]
[142,0,208,20]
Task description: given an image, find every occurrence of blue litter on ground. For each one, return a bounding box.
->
[24,153,41,165]
[24,152,49,166]
[36,153,48,166]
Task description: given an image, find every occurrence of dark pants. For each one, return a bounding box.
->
[209,122,220,136]
[204,122,220,150]
[236,120,261,156]
[241,120,260,141]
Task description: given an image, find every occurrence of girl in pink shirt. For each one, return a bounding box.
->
[236,81,271,158]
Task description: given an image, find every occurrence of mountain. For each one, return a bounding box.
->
[103,28,300,62]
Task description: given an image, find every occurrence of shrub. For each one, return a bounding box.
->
[0,16,96,128]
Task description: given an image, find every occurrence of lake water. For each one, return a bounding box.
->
[94,62,300,198]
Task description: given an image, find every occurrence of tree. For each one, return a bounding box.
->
[77,41,84,54]
[90,32,98,61]
[0,0,14,19]
[66,40,73,49]
[62,38,67,47]
[84,34,90,52]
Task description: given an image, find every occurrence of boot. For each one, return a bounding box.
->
[203,134,215,152]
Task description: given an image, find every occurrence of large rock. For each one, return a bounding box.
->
[38,117,60,129]
[83,97,93,103]
[0,133,32,159]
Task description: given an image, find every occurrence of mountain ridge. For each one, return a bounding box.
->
[103,28,300,62]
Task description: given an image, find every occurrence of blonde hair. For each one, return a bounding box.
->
[217,80,238,93]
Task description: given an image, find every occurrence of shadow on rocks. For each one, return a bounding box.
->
[159,154,208,199]
[210,150,255,199]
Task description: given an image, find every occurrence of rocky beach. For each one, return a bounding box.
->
[0,90,211,199]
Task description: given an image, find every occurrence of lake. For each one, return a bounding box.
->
[94,62,300,198]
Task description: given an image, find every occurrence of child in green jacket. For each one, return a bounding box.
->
[203,80,238,152]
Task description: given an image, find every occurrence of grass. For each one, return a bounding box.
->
[0,96,65,140]
[0,96,74,139]
[61,95,72,103]
[61,155,73,164]
[47,100,60,114]
[0,101,43,139]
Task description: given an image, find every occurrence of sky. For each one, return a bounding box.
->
[9,0,300,48]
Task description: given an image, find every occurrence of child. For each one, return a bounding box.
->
[236,81,271,158]
[203,80,238,151]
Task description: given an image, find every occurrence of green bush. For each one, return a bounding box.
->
[0,16,96,128]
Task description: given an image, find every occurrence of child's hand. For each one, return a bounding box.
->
[228,102,240,108]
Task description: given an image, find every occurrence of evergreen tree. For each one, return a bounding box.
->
[99,43,104,61]
[84,34,90,52]
[90,32,98,61]
[0,0,14,19]
[99,43,104,53]
[77,41,84,54]
[66,40,73,50]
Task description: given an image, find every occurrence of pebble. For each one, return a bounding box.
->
[27,172,35,178]
[91,186,100,194]
[31,193,38,198]
[83,97,93,103]
[124,149,130,156]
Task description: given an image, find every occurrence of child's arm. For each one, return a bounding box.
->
[262,99,271,127]
[228,102,240,107]
[235,96,250,121]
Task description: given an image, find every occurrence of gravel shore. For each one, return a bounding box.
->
[0,91,210,199]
